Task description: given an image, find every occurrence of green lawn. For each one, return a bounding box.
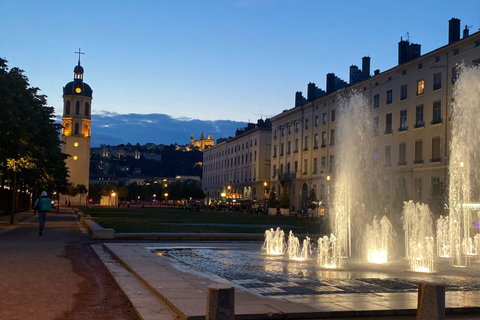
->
[81,207,327,234]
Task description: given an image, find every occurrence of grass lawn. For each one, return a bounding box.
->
[81,207,327,234]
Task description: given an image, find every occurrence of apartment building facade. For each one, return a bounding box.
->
[203,119,272,205]
[270,19,480,214]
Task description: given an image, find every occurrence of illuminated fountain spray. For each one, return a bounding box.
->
[364,216,395,264]
[436,215,450,258]
[317,234,343,268]
[448,64,480,267]
[331,92,375,258]
[287,231,311,261]
[263,227,286,255]
[403,201,435,272]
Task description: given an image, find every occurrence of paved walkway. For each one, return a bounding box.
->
[0,209,139,320]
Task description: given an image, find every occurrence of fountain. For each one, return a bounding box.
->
[364,216,395,264]
[317,234,343,268]
[262,227,285,255]
[287,231,311,261]
[436,215,450,258]
[403,201,435,272]
[331,92,377,258]
[448,64,480,267]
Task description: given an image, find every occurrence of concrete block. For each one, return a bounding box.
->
[206,285,234,320]
[82,218,115,239]
[417,282,445,320]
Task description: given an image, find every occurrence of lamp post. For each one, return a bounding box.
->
[164,193,169,205]
[264,182,268,211]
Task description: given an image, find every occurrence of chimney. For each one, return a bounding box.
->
[398,37,410,64]
[307,82,316,101]
[362,56,371,80]
[295,91,303,107]
[409,43,421,60]
[449,18,461,44]
[463,25,470,38]
[374,69,380,76]
[349,65,360,84]
[326,73,335,94]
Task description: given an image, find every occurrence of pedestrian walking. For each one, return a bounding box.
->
[34,191,52,236]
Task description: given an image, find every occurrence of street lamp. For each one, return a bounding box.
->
[164,193,169,205]
[264,182,268,209]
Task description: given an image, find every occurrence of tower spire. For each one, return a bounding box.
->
[75,48,84,66]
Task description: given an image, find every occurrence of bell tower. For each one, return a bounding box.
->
[61,49,93,206]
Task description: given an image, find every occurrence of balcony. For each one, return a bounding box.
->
[413,159,424,164]
[278,171,296,181]
[430,158,442,163]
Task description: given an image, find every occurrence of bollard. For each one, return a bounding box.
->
[206,285,235,320]
[417,282,445,320]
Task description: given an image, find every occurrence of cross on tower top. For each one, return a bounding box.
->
[75,48,84,65]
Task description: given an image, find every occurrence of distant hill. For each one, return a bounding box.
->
[57,111,247,147]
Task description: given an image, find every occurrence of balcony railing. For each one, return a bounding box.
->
[277,171,296,181]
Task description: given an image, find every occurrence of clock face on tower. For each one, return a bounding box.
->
[75,87,82,94]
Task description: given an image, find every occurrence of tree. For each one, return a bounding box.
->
[268,189,279,209]
[308,188,318,210]
[278,186,290,209]
[392,178,409,222]
[76,184,88,205]
[0,58,68,215]
[429,181,447,217]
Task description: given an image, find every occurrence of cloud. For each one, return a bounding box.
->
[88,112,246,147]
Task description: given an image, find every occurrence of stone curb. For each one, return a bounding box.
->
[77,211,115,239]
[114,233,323,241]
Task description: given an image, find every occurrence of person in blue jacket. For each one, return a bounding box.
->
[34,191,52,236]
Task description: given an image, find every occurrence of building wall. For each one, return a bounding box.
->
[202,127,271,205]
[270,31,480,213]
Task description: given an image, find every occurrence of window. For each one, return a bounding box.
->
[433,72,442,90]
[321,157,326,172]
[383,179,390,200]
[273,165,276,178]
[414,178,422,200]
[74,123,79,135]
[474,58,480,67]
[315,116,319,127]
[273,145,277,157]
[287,141,291,154]
[329,155,335,172]
[386,89,393,104]
[330,129,335,145]
[400,85,408,100]
[415,105,424,128]
[281,128,285,137]
[304,136,309,151]
[305,119,309,129]
[294,161,298,173]
[414,140,423,164]
[373,94,380,108]
[280,143,284,156]
[303,159,308,174]
[398,142,406,165]
[431,137,441,162]
[75,101,80,114]
[85,103,90,116]
[385,113,392,134]
[66,101,71,114]
[373,116,379,136]
[314,134,319,148]
[287,162,290,173]
[295,122,299,131]
[432,101,442,124]
[295,139,299,152]
[373,147,379,167]
[384,145,391,167]
[274,130,277,138]
[331,109,336,122]
[321,132,327,147]
[313,158,318,174]
[254,151,257,161]
[417,79,425,95]
[322,113,327,124]
[399,110,408,131]
[288,125,292,135]
[431,177,441,195]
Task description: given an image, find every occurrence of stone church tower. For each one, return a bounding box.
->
[60,51,92,206]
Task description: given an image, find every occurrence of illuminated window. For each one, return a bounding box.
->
[417,79,424,95]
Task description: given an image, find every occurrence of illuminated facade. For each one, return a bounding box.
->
[190,133,214,151]
[270,19,480,214]
[203,119,271,205]
[60,53,92,206]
